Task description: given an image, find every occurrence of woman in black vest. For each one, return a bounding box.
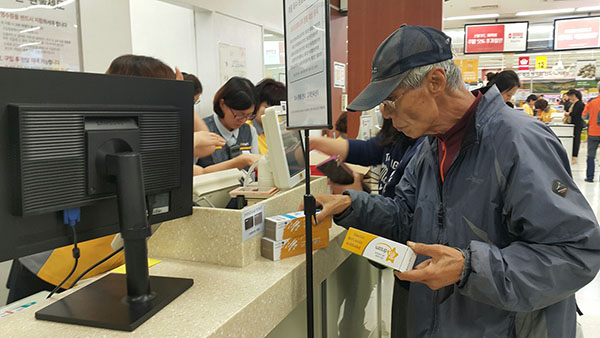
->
[197,77,260,171]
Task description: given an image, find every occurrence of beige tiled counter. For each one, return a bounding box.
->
[0,225,350,337]
[148,177,329,268]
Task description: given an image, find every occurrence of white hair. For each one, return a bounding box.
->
[398,59,463,91]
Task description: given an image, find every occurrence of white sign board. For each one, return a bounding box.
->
[284,0,331,129]
[219,42,247,84]
[241,203,265,242]
[0,0,80,71]
[333,61,345,90]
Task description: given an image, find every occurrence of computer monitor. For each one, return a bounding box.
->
[261,106,305,189]
[0,67,194,330]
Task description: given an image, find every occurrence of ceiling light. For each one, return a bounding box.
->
[516,8,574,16]
[576,6,600,12]
[528,25,553,33]
[444,14,500,21]
[263,34,274,37]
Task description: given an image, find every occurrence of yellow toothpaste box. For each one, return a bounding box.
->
[341,227,416,272]
[261,226,329,261]
[264,211,331,241]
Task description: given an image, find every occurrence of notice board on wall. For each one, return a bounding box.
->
[0,0,81,71]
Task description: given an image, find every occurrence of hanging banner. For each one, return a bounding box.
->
[518,57,530,71]
[535,56,547,70]
[0,0,81,71]
[464,22,528,54]
[554,16,600,51]
[461,58,479,83]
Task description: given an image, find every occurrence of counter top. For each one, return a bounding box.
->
[1,226,350,337]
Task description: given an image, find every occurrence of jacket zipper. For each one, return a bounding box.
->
[430,140,470,336]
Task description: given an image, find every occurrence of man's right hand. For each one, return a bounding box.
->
[307,193,353,224]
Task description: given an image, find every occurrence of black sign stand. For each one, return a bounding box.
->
[303,129,316,338]
[283,0,332,336]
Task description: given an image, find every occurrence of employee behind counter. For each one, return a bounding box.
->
[310,25,600,338]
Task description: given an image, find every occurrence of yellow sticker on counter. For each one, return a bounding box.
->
[112,258,162,274]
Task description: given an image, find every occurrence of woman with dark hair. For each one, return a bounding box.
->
[334,111,348,139]
[181,72,203,104]
[534,99,552,123]
[249,78,286,154]
[487,70,521,105]
[197,77,261,169]
[566,89,585,164]
[524,94,538,116]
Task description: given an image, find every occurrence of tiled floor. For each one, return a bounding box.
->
[572,145,600,337]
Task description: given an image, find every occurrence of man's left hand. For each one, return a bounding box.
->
[394,241,464,290]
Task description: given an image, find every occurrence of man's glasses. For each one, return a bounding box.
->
[381,92,405,112]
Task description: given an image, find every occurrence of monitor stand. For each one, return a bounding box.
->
[35,152,193,331]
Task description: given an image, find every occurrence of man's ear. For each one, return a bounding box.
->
[425,68,447,97]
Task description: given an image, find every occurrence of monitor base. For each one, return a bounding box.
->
[35,273,193,331]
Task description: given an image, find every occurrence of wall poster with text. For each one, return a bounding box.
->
[0,0,81,71]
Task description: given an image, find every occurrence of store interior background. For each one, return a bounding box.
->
[1,1,600,334]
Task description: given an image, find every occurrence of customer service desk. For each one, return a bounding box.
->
[0,177,388,337]
[1,226,353,337]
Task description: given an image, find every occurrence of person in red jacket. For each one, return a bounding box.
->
[584,88,600,182]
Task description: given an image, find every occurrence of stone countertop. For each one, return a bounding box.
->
[1,226,350,337]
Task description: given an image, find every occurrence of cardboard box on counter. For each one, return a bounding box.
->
[264,211,331,241]
[261,226,329,261]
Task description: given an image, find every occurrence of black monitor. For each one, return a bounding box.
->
[0,67,194,331]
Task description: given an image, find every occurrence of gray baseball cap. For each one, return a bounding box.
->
[347,25,453,112]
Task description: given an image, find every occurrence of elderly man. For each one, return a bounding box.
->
[314,25,600,337]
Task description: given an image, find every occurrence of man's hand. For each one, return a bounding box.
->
[394,241,464,290]
[302,193,352,224]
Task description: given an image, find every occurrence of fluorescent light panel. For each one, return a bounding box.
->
[444,14,499,21]
[516,8,574,16]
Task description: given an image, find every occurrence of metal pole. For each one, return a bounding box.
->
[304,129,316,338]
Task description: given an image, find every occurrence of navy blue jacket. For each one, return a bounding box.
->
[346,136,424,198]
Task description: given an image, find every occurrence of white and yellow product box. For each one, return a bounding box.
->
[261,226,329,261]
[264,211,331,241]
[341,227,416,272]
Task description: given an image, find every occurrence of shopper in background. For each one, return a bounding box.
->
[560,93,572,111]
[197,76,261,169]
[565,89,585,164]
[523,94,538,116]
[309,25,600,338]
[534,99,553,123]
[486,70,521,106]
[583,84,600,182]
[248,78,286,154]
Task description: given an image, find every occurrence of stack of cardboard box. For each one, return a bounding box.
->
[261,211,331,261]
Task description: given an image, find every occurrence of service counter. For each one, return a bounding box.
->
[1,176,388,337]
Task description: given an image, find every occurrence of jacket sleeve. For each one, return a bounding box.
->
[333,149,421,243]
[458,122,600,312]
[346,137,385,167]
